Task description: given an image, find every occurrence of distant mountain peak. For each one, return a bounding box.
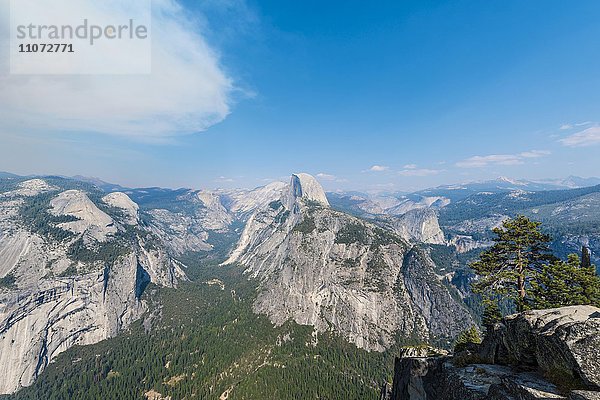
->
[496,176,524,185]
[287,173,329,207]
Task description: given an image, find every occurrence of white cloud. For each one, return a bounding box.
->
[0,0,235,141]
[316,173,347,183]
[316,173,337,181]
[560,121,593,130]
[519,150,551,158]
[559,121,594,131]
[369,165,389,172]
[402,164,417,169]
[398,168,443,177]
[214,176,234,183]
[560,126,600,147]
[456,150,550,168]
[456,155,522,168]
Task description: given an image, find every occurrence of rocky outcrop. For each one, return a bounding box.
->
[146,208,214,255]
[391,357,567,400]
[555,234,600,268]
[225,174,473,351]
[327,195,446,245]
[390,306,600,400]
[448,234,491,254]
[570,391,600,400]
[193,190,233,231]
[480,305,600,389]
[10,179,56,197]
[401,249,473,338]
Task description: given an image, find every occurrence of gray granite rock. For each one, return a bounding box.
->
[480,306,600,389]
[390,357,566,400]
[570,391,600,400]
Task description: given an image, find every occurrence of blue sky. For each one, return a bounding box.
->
[1,0,600,191]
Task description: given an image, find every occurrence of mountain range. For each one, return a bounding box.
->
[0,172,598,398]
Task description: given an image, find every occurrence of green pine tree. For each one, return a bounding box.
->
[454,326,481,352]
[582,246,592,269]
[481,297,502,330]
[531,253,600,309]
[470,216,555,312]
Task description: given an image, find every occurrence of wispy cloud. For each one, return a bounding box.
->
[316,173,347,183]
[368,165,389,172]
[456,155,522,168]
[214,176,235,183]
[316,173,337,181]
[560,125,600,147]
[519,150,551,158]
[398,168,443,177]
[560,121,593,130]
[402,164,417,169]
[0,0,237,142]
[456,150,551,168]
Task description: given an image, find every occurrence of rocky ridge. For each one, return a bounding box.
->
[389,306,600,400]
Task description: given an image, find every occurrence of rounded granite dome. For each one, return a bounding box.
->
[287,173,329,207]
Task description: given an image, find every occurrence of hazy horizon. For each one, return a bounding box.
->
[2,1,600,192]
[2,169,599,194]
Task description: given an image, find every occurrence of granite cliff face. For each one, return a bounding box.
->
[385,209,446,245]
[390,306,600,400]
[225,174,473,351]
[0,179,185,394]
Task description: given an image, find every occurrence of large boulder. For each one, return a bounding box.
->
[480,306,600,389]
[570,391,600,400]
[390,356,567,400]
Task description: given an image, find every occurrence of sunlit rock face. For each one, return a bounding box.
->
[225,174,473,351]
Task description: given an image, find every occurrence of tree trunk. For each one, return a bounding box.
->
[517,273,525,312]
